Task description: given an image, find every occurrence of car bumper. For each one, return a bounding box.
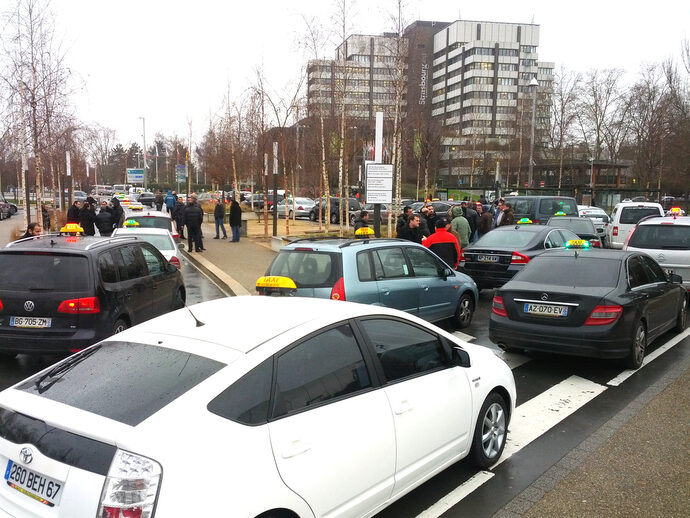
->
[489,314,632,359]
[459,266,521,289]
[0,327,100,354]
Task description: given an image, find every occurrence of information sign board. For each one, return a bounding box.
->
[126,168,144,184]
[365,164,393,204]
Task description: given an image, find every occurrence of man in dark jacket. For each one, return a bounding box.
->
[498,202,515,227]
[395,206,413,235]
[173,197,186,239]
[155,191,164,212]
[78,201,97,236]
[66,200,82,223]
[461,201,479,241]
[353,210,370,231]
[229,199,242,242]
[183,197,204,251]
[41,204,51,231]
[110,197,125,229]
[422,218,461,269]
[95,201,114,236]
[397,213,424,244]
[214,200,227,239]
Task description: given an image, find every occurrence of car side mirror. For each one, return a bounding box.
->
[669,273,683,284]
[453,347,471,368]
[441,267,453,279]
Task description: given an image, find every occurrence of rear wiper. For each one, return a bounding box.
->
[33,346,101,393]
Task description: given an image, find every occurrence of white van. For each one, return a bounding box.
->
[606,201,664,249]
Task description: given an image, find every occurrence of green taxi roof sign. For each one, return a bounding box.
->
[565,239,590,249]
[554,211,566,216]
[517,218,532,224]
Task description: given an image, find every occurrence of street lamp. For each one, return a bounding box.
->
[589,156,595,204]
[139,117,147,190]
[527,77,538,189]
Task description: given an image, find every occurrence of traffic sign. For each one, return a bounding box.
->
[175,164,187,182]
[126,168,144,184]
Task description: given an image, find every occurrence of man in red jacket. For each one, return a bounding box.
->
[423,218,461,268]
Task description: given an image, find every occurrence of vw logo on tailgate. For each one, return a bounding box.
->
[23,301,35,312]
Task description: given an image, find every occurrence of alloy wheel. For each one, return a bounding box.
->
[481,402,506,459]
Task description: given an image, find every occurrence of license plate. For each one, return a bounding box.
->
[477,255,499,263]
[4,460,63,507]
[10,316,52,328]
[524,303,568,317]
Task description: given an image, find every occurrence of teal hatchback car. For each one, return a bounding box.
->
[264,238,478,328]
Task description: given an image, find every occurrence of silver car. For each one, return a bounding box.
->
[113,227,184,269]
[274,197,315,218]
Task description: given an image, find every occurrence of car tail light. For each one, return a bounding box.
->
[169,256,181,268]
[0,298,3,311]
[297,205,304,211]
[590,239,601,248]
[57,297,100,314]
[172,230,179,238]
[330,277,346,301]
[510,252,530,264]
[458,249,465,267]
[612,226,618,236]
[492,295,508,317]
[532,219,540,224]
[98,449,161,518]
[584,305,623,326]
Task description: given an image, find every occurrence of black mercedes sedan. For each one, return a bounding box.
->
[489,248,688,369]
[459,223,580,290]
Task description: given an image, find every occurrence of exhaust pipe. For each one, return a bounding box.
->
[497,343,509,351]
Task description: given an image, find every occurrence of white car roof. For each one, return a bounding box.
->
[113,227,174,237]
[128,210,171,219]
[638,215,690,226]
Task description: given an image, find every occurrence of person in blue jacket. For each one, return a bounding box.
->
[164,190,176,214]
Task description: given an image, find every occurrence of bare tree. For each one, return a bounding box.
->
[548,67,580,193]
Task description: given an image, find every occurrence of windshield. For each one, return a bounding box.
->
[473,229,537,248]
[628,224,690,250]
[516,256,621,287]
[620,207,662,224]
[548,218,596,234]
[0,253,89,291]
[18,342,225,426]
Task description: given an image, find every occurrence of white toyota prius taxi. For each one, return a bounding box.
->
[0,297,516,518]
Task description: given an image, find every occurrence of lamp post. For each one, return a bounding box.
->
[527,77,538,189]
[139,117,147,190]
[589,156,595,204]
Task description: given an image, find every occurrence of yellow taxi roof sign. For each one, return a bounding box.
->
[256,276,297,296]
[124,219,140,227]
[554,211,566,216]
[60,223,84,234]
[355,227,375,237]
[670,207,681,214]
[517,218,532,224]
[565,239,590,249]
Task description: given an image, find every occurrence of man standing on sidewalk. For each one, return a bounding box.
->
[183,196,204,252]
[214,199,227,239]
[229,199,242,242]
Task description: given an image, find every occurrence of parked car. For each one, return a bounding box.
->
[546,216,602,247]
[73,190,88,203]
[490,247,687,368]
[0,234,185,356]
[273,197,315,218]
[624,213,690,291]
[123,194,144,211]
[578,206,610,244]
[263,237,478,328]
[113,227,183,269]
[249,193,284,210]
[410,200,462,217]
[0,297,515,517]
[308,197,361,224]
[123,210,179,238]
[605,201,664,249]
[503,195,579,224]
[0,201,11,220]
[460,223,580,290]
[136,191,156,208]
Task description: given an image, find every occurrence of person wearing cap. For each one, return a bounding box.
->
[422,218,461,269]
[461,200,478,241]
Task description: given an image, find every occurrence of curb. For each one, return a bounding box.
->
[491,352,690,518]
[181,250,251,297]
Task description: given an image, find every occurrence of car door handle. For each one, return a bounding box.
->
[381,288,390,296]
[281,440,311,459]
[394,400,413,415]
[420,284,429,291]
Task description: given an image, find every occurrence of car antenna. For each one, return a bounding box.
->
[185,303,205,327]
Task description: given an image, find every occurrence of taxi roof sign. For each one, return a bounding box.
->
[554,211,567,216]
[354,226,375,237]
[60,223,84,234]
[517,218,533,224]
[124,219,140,227]
[256,276,297,296]
[565,239,590,249]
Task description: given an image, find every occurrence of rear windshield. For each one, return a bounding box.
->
[0,253,89,291]
[582,213,609,223]
[547,218,596,234]
[516,256,621,287]
[267,250,342,288]
[18,342,225,426]
[128,217,171,230]
[620,207,662,224]
[538,198,578,215]
[129,234,174,251]
[474,230,537,248]
[628,224,690,250]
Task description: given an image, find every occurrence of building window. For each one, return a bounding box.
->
[520,45,537,54]
[498,48,519,57]
[521,59,537,67]
[497,77,516,86]
[499,63,518,72]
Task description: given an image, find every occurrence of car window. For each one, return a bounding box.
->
[272,324,371,418]
[356,250,375,282]
[627,224,690,250]
[373,247,410,278]
[98,252,118,283]
[511,198,534,216]
[619,207,662,224]
[18,342,226,427]
[627,256,651,288]
[544,230,566,249]
[515,257,620,287]
[406,247,443,277]
[126,233,175,251]
[547,218,596,234]
[117,246,146,280]
[559,229,581,243]
[539,198,577,215]
[358,318,448,382]
[207,358,273,426]
[639,255,667,283]
[141,246,165,274]
[474,229,537,247]
[268,251,340,288]
[0,253,89,291]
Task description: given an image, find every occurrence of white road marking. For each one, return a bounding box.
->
[607,327,690,386]
[416,471,494,518]
[452,331,475,342]
[415,375,607,518]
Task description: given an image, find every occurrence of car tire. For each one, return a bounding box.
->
[174,288,186,310]
[470,392,508,469]
[453,293,474,328]
[350,215,356,227]
[674,295,688,332]
[309,211,317,222]
[10,206,17,215]
[625,320,646,370]
[330,212,338,224]
[113,318,128,334]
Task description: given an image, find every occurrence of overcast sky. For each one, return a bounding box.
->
[4,0,687,147]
